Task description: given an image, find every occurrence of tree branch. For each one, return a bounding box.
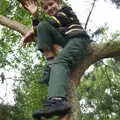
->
[72,41,120,85]
[0,15,29,35]
[85,0,97,30]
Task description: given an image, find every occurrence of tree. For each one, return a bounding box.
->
[77,57,120,120]
[0,104,11,120]
[0,0,120,120]
[0,103,29,120]
[110,0,120,8]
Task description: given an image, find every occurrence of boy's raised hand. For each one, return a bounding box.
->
[19,0,38,47]
[21,0,38,16]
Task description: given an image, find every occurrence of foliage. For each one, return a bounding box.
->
[110,0,120,8]
[0,1,8,16]
[0,103,29,120]
[0,103,11,120]
[78,59,120,120]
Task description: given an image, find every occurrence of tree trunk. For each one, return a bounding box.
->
[61,41,120,120]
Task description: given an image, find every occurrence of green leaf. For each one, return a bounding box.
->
[0,0,9,15]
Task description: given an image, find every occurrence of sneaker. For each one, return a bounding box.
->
[32,98,71,119]
[36,66,50,85]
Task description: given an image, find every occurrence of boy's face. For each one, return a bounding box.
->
[42,0,60,16]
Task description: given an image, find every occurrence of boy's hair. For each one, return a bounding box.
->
[40,0,61,7]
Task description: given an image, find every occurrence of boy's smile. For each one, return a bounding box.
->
[42,0,60,16]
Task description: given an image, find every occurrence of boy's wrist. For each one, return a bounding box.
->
[31,9,39,18]
[31,16,38,20]
[31,16,39,26]
[32,12,38,17]
[31,13,39,19]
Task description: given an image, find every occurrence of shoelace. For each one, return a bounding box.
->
[44,100,62,107]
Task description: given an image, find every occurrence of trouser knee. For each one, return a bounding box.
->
[53,56,72,73]
[37,21,50,32]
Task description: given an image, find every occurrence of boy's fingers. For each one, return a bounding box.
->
[23,41,31,48]
[24,4,29,9]
[21,0,26,5]
[20,40,25,48]
[20,39,25,47]
[22,39,28,48]
[23,42,27,47]
[28,0,35,4]
[27,0,31,5]
[20,0,37,10]
[32,0,37,4]
[20,0,27,8]
[21,0,29,7]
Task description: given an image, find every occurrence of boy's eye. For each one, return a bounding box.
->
[48,2,53,6]
[43,6,48,10]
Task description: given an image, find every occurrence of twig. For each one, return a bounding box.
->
[0,97,4,103]
[85,0,97,30]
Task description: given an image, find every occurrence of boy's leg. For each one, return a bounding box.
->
[36,46,63,85]
[53,44,63,55]
[32,36,92,119]
[35,21,65,85]
[36,21,67,52]
[48,36,91,98]
[44,44,63,61]
[44,49,55,60]
[36,49,54,85]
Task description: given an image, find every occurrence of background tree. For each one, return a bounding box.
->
[110,0,120,8]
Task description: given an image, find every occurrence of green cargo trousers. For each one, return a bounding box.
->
[36,21,92,98]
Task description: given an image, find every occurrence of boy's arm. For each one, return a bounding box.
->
[21,17,39,47]
[20,0,40,31]
[55,6,82,26]
[21,28,35,47]
[20,0,39,47]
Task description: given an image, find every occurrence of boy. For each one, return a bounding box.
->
[21,0,92,119]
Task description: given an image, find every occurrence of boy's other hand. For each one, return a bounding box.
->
[21,0,38,16]
[21,29,35,47]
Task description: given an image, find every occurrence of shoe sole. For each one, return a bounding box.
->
[32,106,71,119]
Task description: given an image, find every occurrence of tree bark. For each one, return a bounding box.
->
[0,15,29,35]
[64,41,120,120]
[0,15,120,120]
[72,41,120,85]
